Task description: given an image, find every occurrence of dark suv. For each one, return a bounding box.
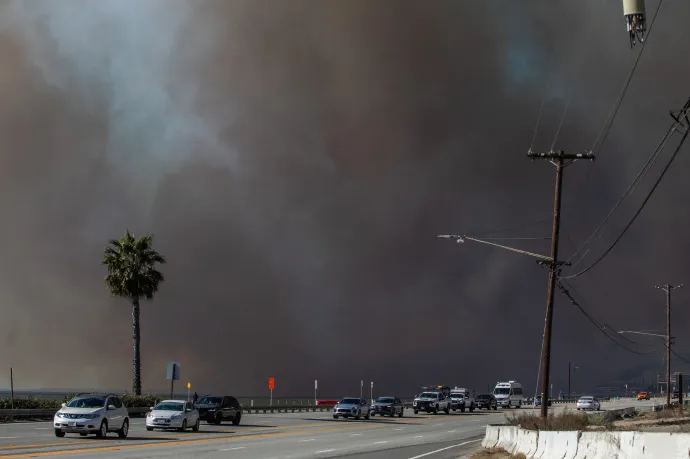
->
[195,395,242,425]
[474,394,498,410]
[370,397,404,417]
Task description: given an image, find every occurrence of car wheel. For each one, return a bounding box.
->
[389,409,395,417]
[96,420,108,439]
[179,419,188,432]
[213,414,221,426]
[413,410,418,414]
[469,404,475,413]
[80,433,88,437]
[118,419,129,438]
[365,411,370,420]
[444,405,450,414]
[146,427,154,431]
[192,418,200,432]
[460,407,465,413]
[493,405,497,411]
[399,408,403,418]
[232,413,241,426]
[54,429,65,438]
[333,415,339,419]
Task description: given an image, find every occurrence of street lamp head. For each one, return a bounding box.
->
[437,234,465,243]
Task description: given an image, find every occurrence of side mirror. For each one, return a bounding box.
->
[185,408,192,412]
[149,407,154,410]
[107,405,116,411]
[61,403,66,408]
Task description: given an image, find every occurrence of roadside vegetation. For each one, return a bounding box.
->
[469,447,526,459]
[505,409,616,431]
[0,394,162,411]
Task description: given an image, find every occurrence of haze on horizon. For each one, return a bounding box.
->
[0,0,689,398]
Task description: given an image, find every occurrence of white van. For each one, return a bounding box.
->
[493,381,523,408]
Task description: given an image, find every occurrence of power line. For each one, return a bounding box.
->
[556,280,658,355]
[672,350,690,365]
[562,280,653,347]
[550,0,602,151]
[565,118,679,265]
[562,99,690,280]
[589,0,666,157]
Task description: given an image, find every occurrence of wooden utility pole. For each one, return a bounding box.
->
[528,150,594,419]
[656,283,683,408]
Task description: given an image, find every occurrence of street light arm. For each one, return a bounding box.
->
[618,330,668,338]
[437,234,553,262]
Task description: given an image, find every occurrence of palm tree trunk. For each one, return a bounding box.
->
[132,297,142,396]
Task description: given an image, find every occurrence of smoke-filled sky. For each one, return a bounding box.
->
[1,0,689,398]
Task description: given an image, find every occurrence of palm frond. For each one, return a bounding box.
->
[102,231,166,301]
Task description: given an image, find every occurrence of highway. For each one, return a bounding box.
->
[0,398,660,458]
[0,410,501,459]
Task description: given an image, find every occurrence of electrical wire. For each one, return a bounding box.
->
[589,0,666,157]
[562,108,690,280]
[565,118,679,265]
[562,280,652,347]
[672,349,690,365]
[550,0,601,151]
[557,280,658,355]
[471,237,551,241]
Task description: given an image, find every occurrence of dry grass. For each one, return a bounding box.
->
[504,409,615,431]
[469,447,526,459]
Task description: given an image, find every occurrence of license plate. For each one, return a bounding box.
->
[68,422,76,427]
[155,420,164,424]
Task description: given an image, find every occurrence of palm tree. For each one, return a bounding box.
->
[103,230,166,395]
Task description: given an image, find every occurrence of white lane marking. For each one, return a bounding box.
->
[0,437,17,439]
[447,430,457,433]
[414,435,424,438]
[315,449,336,454]
[300,439,316,442]
[393,428,404,431]
[374,441,388,444]
[219,446,246,451]
[407,439,482,459]
[350,433,362,436]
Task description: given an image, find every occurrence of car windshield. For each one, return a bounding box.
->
[450,393,464,398]
[155,402,184,411]
[477,394,490,400]
[198,397,223,405]
[375,397,395,403]
[494,388,510,395]
[418,392,438,398]
[340,398,360,404]
[579,397,593,402]
[66,397,106,408]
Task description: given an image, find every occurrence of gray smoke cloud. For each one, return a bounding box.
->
[0,0,689,398]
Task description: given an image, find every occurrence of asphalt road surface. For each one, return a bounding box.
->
[0,400,660,458]
[0,409,504,459]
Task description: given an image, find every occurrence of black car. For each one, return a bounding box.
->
[195,395,242,425]
[370,397,404,417]
[534,395,552,407]
[474,394,498,410]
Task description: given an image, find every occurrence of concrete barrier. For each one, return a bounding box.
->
[482,424,690,458]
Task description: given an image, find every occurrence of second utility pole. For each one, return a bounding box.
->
[656,283,683,408]
[528,149,594,419]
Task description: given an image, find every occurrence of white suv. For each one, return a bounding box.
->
[53,393,129,438]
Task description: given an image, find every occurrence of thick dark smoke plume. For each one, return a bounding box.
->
[1,0,690,397]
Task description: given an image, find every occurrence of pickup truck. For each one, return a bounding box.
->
[450,389,475,413]
[412,391,451,414]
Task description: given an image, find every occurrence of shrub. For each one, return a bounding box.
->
[0,397,60,410]
[505,409,613,431]
[120,394,161,408]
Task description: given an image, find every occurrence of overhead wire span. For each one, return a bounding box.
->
[562,102,690,280]
[565,117,681,265]
[556,280,658,355]
[562,280,652,347]
[589,0,666,158]
[672,349,690,365]
[550,0,602,151]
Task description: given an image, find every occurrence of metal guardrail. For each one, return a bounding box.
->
[0,403,424,420]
